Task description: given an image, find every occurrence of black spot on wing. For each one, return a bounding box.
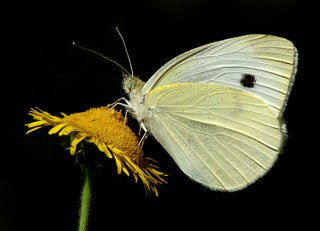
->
[240,73,256,88]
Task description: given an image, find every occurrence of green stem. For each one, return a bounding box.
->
[78,165,93,231]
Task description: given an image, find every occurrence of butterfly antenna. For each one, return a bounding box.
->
[115,26,134,77]
[72,42,131,76]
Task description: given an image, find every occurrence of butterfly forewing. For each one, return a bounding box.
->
[142,34,297,117]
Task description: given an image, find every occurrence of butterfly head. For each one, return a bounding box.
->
[122,74,145,96]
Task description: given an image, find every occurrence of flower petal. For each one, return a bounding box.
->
[58,125,76,136]
[70,133,87,155]
[48,123,67,135]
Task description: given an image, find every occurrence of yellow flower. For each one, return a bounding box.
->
[25,106,167,196]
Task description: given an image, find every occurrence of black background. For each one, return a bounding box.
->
[1,1,316,230]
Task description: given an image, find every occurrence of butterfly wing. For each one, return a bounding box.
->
[144,83,285,191]
[142,34,298,117]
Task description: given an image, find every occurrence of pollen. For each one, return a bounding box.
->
[62,107,141,163]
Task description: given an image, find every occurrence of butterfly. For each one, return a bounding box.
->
[117,34,298,191]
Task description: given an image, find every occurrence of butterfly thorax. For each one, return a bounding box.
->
[122,75,147,122]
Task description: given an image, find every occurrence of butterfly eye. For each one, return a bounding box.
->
[122,75,136,93]
[240,73,256,88]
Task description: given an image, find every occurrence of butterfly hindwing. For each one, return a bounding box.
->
[144,83,285,191]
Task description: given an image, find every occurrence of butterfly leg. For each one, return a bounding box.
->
[136,122,149,156]
[108,97,134,111]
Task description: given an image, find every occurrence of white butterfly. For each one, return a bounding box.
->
[117,34,298,191]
